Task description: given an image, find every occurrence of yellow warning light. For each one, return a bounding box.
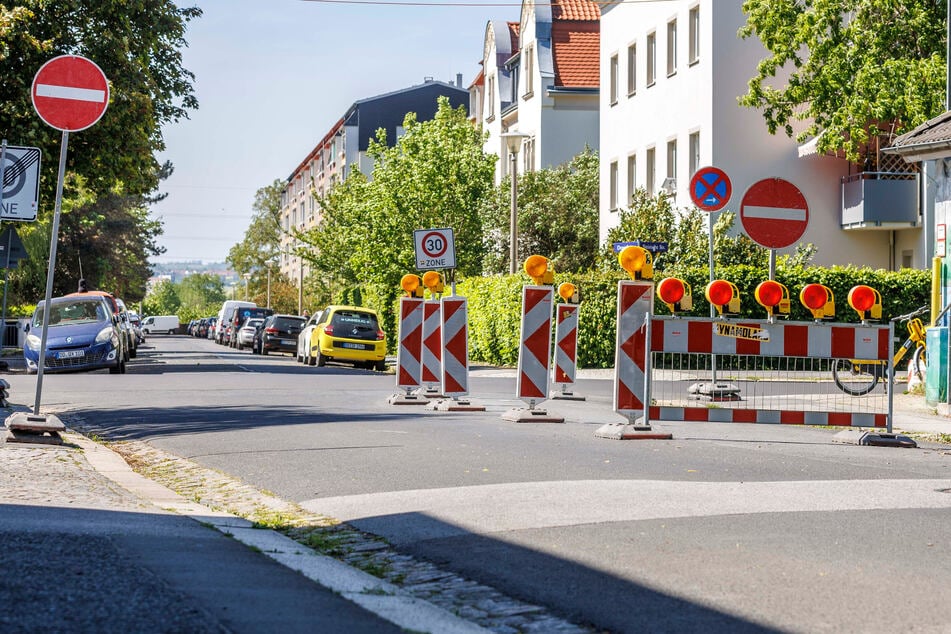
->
[657,277,692,314]
[799,283,835,320]
[754,280,790,319]
[617,246,653,280]
[524,255,554,285]
[558,282,577,303]
[705,279,740,316]
[400,274,423,298]
[421,271,445,295]
[847,285,882,321]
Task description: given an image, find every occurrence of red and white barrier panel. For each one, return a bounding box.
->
[440,296,469,397]
[649,406,887,428]
[613,281,653,420]
[388,297,426,405]
[516,286,554,404]
[650,317,890,360]
[420,299,442,394]
[553,303,579,393]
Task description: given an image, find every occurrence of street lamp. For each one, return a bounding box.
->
[242,273,251,301]
[501,131,530,274]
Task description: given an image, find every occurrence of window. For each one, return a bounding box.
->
[626,154,637,204]
[524,45,534,96]
[609,54,619,104]
[510,60,519,103]
[646,147,656,195]
[487,75,496,119]
[689,131,700,177]
[666,139,677,183]
[523,137,536,173]
[626,44,637,96]
[647,32,657,86]
[667,19,677,76]
[689,5,700,64]
[609,161,619,210]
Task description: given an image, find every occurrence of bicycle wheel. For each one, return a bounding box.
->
[832,359,882,396]
[912,346,927,383]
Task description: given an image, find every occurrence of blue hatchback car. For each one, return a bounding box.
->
[24,295,125,374]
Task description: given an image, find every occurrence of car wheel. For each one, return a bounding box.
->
[130,346,137,359]
[261,346,268,356]
[307,351,316,366]
[109,356,122,374]
[316,349,327,367]
[374,360,387,372]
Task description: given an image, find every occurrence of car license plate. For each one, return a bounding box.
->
[57,350,84,359]
[282,339,294,345]
[341,342,364,350]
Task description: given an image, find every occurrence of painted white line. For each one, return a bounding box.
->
[35,84,106,103]
[742,205,807,221]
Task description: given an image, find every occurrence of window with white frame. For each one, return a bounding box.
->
[609,161,619,210]
[524,45,534,96]
[666,139,677,185]
[689,5,700,64]
[609,54,619,104]
[646,147,656,195]
[689,131,700,177]
[487,75,496,118]
[647,32,657,86]
[626,154,637,204]
[627,43,636,96]
[667,19,677,76]
[523,137,536,173]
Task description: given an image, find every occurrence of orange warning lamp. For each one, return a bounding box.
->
[705,279,740,316]
[558,282,579,304]
[421,270,445,296]
[754,280,790,319]
[400,274,423,298]
[617,245,653,280]
[847,285,882,321]
[799,283,834,320]
[524,255,555,285]
[657,277,693,314]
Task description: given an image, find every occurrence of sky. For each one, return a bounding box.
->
[151,0,507,264]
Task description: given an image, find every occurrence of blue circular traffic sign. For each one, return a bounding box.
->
[689,166,732,212]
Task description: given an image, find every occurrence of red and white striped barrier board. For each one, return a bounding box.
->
[651,316,890,359]
[421,300,442,387]
[517,286,554,403]
[440,296,469,397]
[649,406,887,428]
[396,297,424,390]
[614,281,654,418]
[553,304,579,386]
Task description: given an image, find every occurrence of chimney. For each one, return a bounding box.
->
[424,76,434,83]
[456,73,463,87]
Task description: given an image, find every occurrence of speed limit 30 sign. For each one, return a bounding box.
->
[414,228,456,270]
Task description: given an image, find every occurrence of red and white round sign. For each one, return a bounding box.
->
[32,55,110,132]
[739,178,809,249]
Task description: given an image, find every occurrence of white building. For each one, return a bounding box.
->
[599,0,922,269]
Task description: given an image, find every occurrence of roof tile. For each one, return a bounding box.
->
[552,22,600,88]
[552,0,600,21]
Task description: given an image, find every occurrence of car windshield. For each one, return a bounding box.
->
[33,300,108,327]
[273,316,305,330]
[243,319,264,329]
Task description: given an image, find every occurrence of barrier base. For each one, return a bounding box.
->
[832,429,917,448]
[387,392,428,406]
[550,390,586,401]
[688,381,742,401]
[426,398,486,412]
[594,422,672,440]
[413,386,445,399]
[4,412,65,446]
[501,407,565,423]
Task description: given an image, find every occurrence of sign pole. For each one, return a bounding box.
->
[708,212,718,384]
[0,139,7,351]
[33,130,69,415]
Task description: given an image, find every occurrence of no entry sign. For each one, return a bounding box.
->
[32,55,109,132]
[689,166,732,212]
[740,178,809,249]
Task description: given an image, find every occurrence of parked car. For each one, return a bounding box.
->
[252,314,306,355]
[235,317,265,350]
[114,298,138,359]
[296,310,325,365]
[306,305,387,370]
[66,289,134,361]
[205,316,217,339]
[23,295,125,374]
[141,315,180,335]
[215,300,256,344]
[128,312,145,344]
[228,306,273,348]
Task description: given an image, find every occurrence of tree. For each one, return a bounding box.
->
[177,273,225,310]
[481,149,600,274]
[141,278,179,316]
[739,0,946,161]
[227,180,284,276]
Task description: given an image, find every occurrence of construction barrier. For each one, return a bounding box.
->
[516,286,554,405]
[613,281,654,422]
[420,299,442,394]
[395,297,424,390]
[440,295,470,397]
[552,303,581,399]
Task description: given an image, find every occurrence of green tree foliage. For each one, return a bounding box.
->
[739,0,946,161]
[227,180,284,276]
[141,278,179,316]
[480,149,600,274]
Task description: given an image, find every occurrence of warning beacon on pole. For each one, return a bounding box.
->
[847,285,882,322]
[657,277,692,315]
[800,284,835,320]
[754,280,790,321]
[705,279,740,316]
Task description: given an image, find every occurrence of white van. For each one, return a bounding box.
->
[141,315,180,335]
[215,300,256,344]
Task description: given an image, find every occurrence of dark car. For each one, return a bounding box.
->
[228,306,273,348]
[253,314,306,355]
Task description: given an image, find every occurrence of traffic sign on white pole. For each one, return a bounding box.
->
[740,178,809,249]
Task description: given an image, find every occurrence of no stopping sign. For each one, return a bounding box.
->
[414,228,456,270]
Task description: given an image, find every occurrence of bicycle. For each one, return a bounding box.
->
[832,303,951,396]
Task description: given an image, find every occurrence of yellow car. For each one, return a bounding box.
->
[308,305,387,370]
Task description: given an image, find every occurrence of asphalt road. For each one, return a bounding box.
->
[10,335,951,633]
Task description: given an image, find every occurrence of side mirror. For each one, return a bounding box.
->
[23,323,30,333]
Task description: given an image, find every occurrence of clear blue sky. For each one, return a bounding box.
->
[151,0,506,264]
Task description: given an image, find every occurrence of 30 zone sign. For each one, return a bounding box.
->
[414,228,456,270]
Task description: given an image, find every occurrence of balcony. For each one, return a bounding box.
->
[841,171,918,229]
